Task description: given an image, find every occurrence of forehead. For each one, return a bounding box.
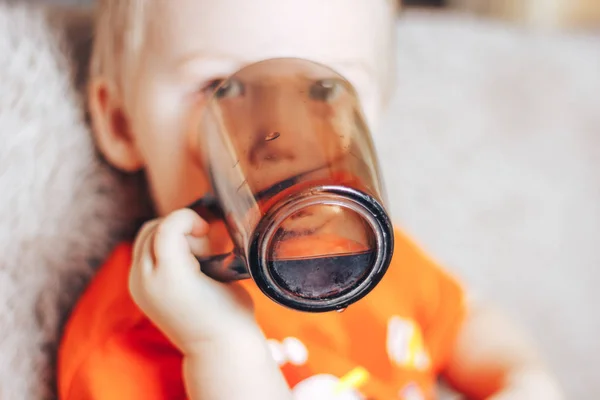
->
[148,0,388,70]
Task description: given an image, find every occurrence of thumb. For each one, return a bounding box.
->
[152,208,209,274]
[152,208,208,264]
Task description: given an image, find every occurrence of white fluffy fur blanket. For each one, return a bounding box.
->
[0,3,148,399]
[0,3,598,399]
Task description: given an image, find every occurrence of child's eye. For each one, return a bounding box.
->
[202,78,245,99]
[309,79,342,102]
[202,79,225,93]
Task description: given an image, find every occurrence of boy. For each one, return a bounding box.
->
[58,0,562,399]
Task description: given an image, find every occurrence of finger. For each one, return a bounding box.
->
[187,234,211,258]
[153,208,209,268]
[132,219,161,276]
[129,219,161,306]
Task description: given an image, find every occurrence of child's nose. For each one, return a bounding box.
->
[246,88,305,166]
[247,128,296,166]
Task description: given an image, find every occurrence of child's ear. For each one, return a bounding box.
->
[88,78,144,172]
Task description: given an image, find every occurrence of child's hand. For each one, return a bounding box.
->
[129,209,293,400]
[128,208,256,355]
[487,367,563,400]
[444,303,563,400]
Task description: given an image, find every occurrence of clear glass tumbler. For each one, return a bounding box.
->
[191,58,394,312]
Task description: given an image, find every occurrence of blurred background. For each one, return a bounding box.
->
[406,0,600,30]
[43,0,600,31]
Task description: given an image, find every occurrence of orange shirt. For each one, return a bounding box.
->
[58,229,465,400]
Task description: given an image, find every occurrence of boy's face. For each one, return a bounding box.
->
[93,0,391,216]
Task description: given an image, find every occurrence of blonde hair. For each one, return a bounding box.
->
[91,0,398,104]
[90,0,148,99]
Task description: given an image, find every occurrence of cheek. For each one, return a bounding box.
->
[146,159,210,216]
[130,82,211,215]
[131,82,189,156]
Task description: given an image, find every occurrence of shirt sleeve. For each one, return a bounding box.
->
[393,229,467,374]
